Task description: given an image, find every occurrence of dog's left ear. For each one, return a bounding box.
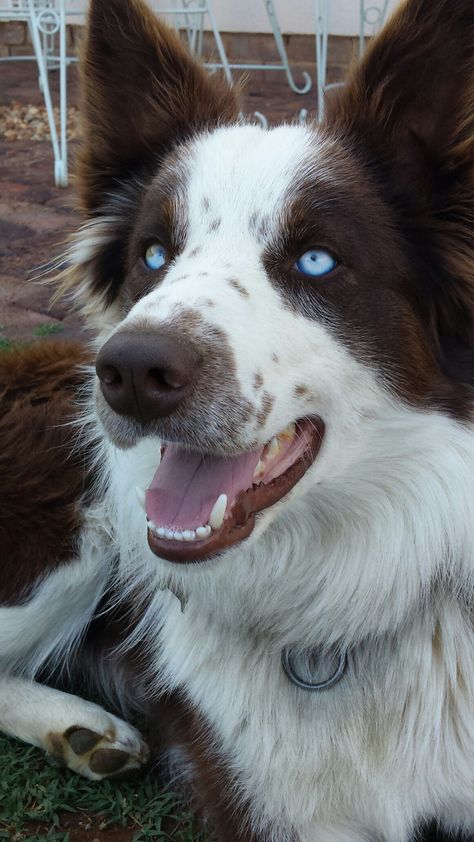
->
[78,0,239,212]
[326,0,474,377]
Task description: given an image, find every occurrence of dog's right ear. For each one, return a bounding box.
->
[78,0,239,213]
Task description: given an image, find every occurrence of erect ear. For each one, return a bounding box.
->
[326,0,474,379]
[326,0,473,200]
[78,0,239,213]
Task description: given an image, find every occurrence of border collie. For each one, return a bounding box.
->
[1,0,473,839]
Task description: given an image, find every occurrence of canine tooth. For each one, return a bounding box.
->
[254,459,265,478]
[148,520,156,531]
[266,436,280,460]
[195,525,209,539]
[183,529,196,541]
[209,494,227,531]
[135,486,146,513]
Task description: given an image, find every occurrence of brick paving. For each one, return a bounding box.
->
[0,58,321,343]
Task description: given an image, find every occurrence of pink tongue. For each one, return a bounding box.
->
[145,444,263,530]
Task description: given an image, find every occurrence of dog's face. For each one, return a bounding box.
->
[70,0,473,567]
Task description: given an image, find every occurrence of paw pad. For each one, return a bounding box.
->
[89,748,131,775]
[66,727,102,755]
[47,715,149,781]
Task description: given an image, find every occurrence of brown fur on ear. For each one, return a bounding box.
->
[78,0,240,213]
[326,0,474,383]
[326,0,474,178]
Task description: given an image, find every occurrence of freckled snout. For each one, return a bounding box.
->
[95,329,202,422]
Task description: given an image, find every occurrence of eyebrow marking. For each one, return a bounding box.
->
[208,218,221,233]
[189,245,202,257]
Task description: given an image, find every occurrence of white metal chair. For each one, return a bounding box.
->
[157,1,312,96]
[315,0,389,117]
[0,0,68,185]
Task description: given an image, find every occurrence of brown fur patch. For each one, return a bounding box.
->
[294,384,309,397]
[256,391,274,428]
[0,342,94,605]
[228,278,250,299]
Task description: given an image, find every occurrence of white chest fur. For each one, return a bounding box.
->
[155,594,474,842]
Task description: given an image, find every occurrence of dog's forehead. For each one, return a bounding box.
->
[169,124,327,228]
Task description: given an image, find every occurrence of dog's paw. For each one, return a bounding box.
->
[47,713,149,780]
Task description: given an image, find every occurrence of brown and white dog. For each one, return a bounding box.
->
[1,0,474,839]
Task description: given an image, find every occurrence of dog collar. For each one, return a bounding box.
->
[281,646,348,691]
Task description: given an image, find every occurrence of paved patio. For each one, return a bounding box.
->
[0,58,318,344]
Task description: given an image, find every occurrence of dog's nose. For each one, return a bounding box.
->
[95,330,201,422]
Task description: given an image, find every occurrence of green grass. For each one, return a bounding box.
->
[0,323,64,353]
[32,323,64,337]
[0,335,13,351]
[0,733,205,842]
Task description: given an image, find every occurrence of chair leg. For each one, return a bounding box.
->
[263,0,312,95]
[314,0,329,119]
[27,0,67,187]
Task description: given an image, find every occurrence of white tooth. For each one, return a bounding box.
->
[254,459,265,478]
[209,493,227,531]
[165,529,175,540]
[195,526,208,539]
[183,530,196,541]
[174,530,184,541]
[266,436,280,460]
[156,526,166,538]
[148,521,156,532]
[135,486,146,513]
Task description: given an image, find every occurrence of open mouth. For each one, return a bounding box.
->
[140,417,324,563]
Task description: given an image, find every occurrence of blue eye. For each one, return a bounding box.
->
[295,249,336,277]
[144,243,167,270]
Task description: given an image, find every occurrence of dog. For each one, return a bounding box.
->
[1,0,473,839]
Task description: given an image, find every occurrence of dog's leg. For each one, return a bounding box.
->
[0,674,149,779]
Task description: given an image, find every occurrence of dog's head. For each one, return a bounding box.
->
[71,0,473,566]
